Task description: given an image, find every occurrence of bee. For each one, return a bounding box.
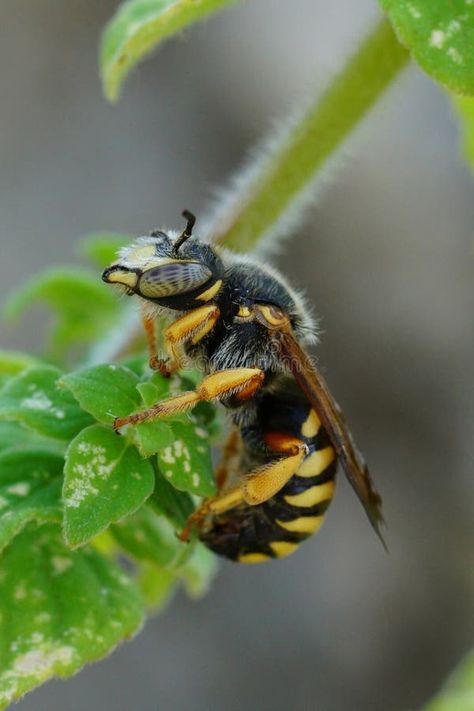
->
[102,211,384,563]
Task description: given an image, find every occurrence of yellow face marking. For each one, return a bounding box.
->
[104,270,138,288]
[196,279,222,302]
[270,541,299,558]
[256,304,289,327]
[297,447,335,477]
[239,552,270,564]
[237,305,252,318]
[301,409,321,438]
[284,480,335,508]
[276,516,323,534]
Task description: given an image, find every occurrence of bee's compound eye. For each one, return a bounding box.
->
[138,261,212,298]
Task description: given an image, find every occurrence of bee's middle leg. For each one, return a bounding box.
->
[114,367,264,430]
[215,428,242,491]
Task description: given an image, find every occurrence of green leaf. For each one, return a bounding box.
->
[63,425,155,547]
[4,268,119,361]
[134,420,175,459]
[141,374,217,495]
[118,353,148,377]
[379,1,474,94]
[63,364,217,494]
[100,0,239,101]
[137,562,177,612]
[158,419,216,496]
[61,364,174,458]
[0,449,63,553]
[135,542,217,611]
[134,372,177,458]
[452,94,474,170]
[179,542,217,598]
[0,366,93,441]
[61,364,142,426]
[0,524,143,709]
[111,505,192,568]
[78,232,131,268]
[0,422,55,454]
[149,471,194,528]
[423,648,474,711]
[113,509,217,606]
[0,352,42,389]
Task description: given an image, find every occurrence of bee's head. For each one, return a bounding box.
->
[102,211,224,310]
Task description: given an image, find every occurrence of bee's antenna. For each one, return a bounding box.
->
[172,210,196,255]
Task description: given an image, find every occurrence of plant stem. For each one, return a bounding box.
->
[210,17,410,252]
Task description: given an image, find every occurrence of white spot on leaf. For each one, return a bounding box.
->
[65,442,120,508]
[21,391,52,412]
[447,19,461,33]
[173,440,184,458]
[6,483,30,497]
[161,446,176,464]
[447,47,463,63]
[51,556,73,574]
[13,645,75,675]
[407,4,421,19]
[21,387,66,420]
[430,30,445,48]
[34,612,51,625]
[14,584,27,600]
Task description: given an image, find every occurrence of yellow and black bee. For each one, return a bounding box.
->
[102,211,384,563]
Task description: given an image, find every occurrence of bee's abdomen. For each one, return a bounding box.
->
[200,406,337,564]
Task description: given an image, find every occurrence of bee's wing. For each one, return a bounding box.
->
[270,325,386,548]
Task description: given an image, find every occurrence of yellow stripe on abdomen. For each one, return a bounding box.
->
[276,516,323,534]
[284,480,335,508]
[239,552,270,564]
[270,541,299,558]
[301,409,321,438]
[297,446,335,477]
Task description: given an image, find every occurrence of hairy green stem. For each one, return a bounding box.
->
[211,18,410,252]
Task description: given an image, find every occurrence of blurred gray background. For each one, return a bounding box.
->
[1,1,473,710]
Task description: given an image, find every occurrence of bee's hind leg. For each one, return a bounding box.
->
[179,434,308,541]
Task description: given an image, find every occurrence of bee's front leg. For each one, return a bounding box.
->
[142,304,221,377]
